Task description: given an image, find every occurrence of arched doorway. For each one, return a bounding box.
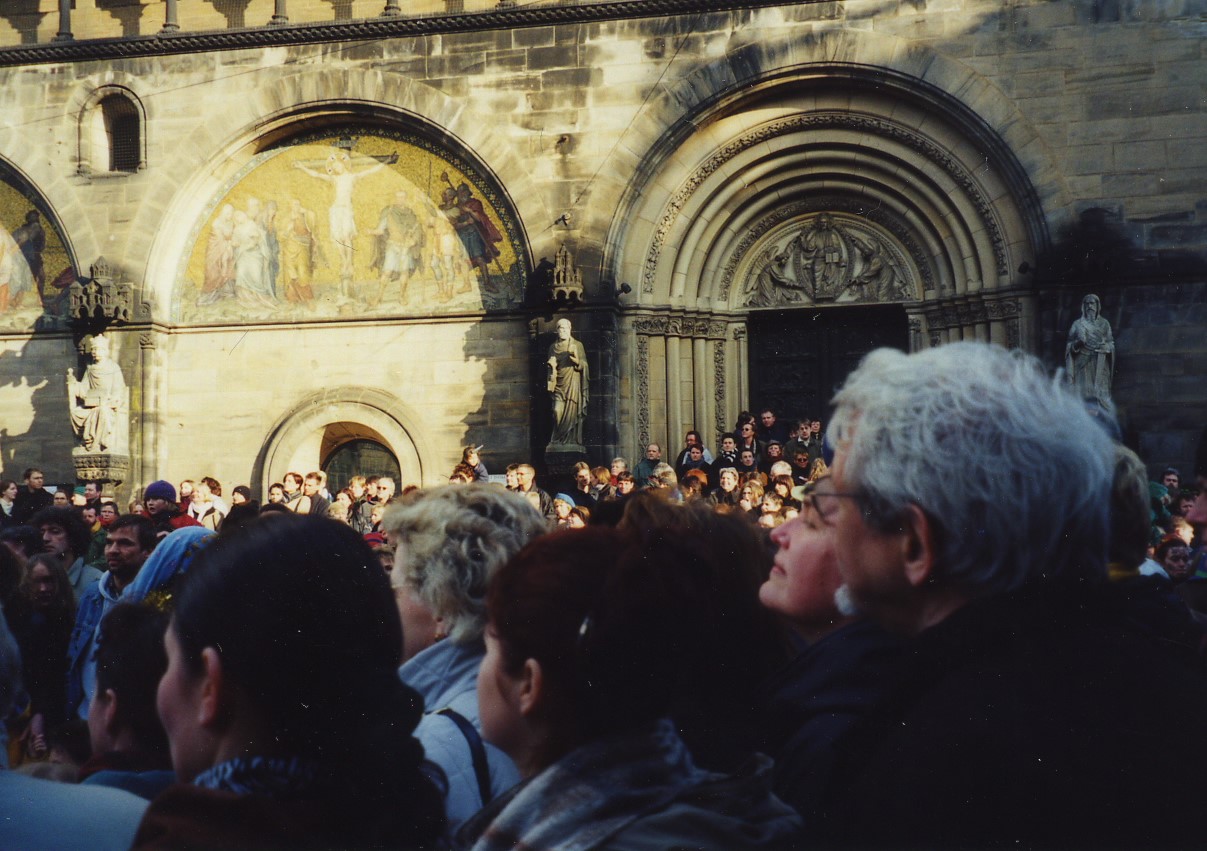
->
[322,432,402,494]
[254,387,432,497]
[747,305,909,424]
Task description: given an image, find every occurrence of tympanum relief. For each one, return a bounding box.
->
[740,214,917,308]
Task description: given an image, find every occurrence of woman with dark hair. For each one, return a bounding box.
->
[0,480,18,528]
[12,554,75,763]
[461,526,800,850]
[134,514,446,849]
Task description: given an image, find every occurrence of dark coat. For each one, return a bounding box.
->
[762,620,905,823]
[817,582,1207,848]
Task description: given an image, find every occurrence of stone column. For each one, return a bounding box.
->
[666,336,683,456]
[692,337,709,446]
[270,0,288,25]
[54,0,72,41]
[161,0,180,33]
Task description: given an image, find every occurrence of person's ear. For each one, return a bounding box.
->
[98,688,120,737]
[198,647,227,728]
[517,657,544,718]
[900,503,937,588]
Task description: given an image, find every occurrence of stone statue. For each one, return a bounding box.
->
[1064,293,1114,404]
[546,318,588,447]
[68,334,128,454]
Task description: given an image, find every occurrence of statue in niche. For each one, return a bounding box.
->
[67,334,128,454]
[1064,293,1114,404]
[546,318,589,448]
[743,214,908,307]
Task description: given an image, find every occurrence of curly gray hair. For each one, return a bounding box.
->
[828,342,1113,596]
[382,484,547,645]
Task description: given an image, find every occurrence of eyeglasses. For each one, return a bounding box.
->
[807,477,868,525]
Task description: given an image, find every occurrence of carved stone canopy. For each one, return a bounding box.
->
[550,243,584,303]
[738,213,919,309]
[68,257,134,324]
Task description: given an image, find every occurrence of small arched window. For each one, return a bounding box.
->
[100,94,140,173]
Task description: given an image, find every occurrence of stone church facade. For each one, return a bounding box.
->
[0,0,1201,496]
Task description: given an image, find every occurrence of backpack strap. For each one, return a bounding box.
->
[434,707,493,806]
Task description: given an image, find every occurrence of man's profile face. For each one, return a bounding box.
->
[828,447,914,628]
[515,468,534,490]
[82,507,97,525]
[83,483,100,501]
[303,478,320,497]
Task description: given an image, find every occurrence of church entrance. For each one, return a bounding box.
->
[747,305,909,424]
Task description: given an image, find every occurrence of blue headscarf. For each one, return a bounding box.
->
[121,526,215,609]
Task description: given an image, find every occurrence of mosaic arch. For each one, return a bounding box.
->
[0,172,75,331]
[173,129,527,325]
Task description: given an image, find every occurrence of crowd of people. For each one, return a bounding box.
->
[1,340,1207,849]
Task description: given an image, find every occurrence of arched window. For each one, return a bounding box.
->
[101,95,140,172]
[80,87,145,176]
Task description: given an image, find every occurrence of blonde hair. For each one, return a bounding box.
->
[382,484,547,644]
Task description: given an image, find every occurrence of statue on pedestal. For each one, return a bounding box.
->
[546,318,588,449]
[68,333,128,455]
[1064,293,1114,405]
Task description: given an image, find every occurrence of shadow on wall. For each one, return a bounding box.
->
[0,335,78,484]
[0,0,43,44]
[95,0,144,37]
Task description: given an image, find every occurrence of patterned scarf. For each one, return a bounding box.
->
[458,719,712,851]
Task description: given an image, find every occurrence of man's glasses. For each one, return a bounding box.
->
[807,476,868,525]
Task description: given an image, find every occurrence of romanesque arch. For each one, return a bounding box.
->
[253,386,433,494]
[605,30,1059,453]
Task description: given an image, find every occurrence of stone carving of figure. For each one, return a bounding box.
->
[802,213,847,296]
[1065,293,1114,404]
[546,318,588,447]
[67,334,127,454]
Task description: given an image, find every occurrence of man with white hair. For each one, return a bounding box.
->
[809,342,1207,847]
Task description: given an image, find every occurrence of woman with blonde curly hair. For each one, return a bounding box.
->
[382,484,548,830]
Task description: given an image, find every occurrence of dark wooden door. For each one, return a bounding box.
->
[747,305,909,423]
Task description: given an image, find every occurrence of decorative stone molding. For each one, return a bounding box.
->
[0,0,795,68]
[713,340,726,445]
[637,335,650,449]
[73,453,130,484]
[631,316,726,339]
[644,111,1008,294]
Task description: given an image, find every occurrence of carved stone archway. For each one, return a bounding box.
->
[610,66,1046,454]
[253,387,433,497]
